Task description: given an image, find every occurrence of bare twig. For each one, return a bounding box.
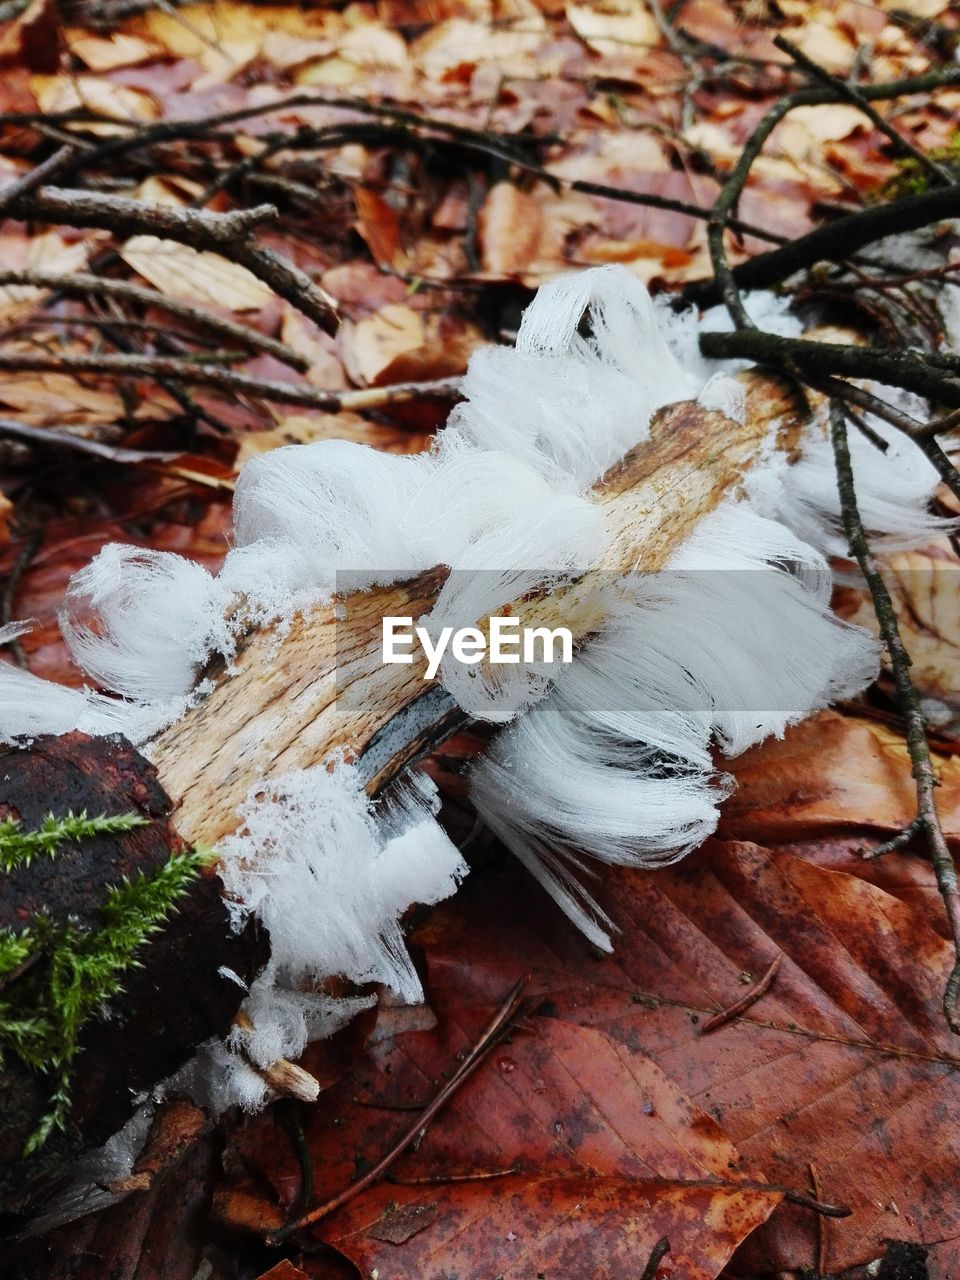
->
[698,328,960,411]
[774,35,953,186]
[689,185,960,306]
[0,416,181,464]
[565,174,785,246]
[13,69,958,173]
[9,188,340,336]
[916,405,960,439]
[0,418,233,491]
[829,398,960,1034]
[805,375,960,505]
[866,815,925,858]
[0,351,461,412]
[0,270,309,371]
[269,977,530,1241]
[233,1010,320,1103]
[640,1236,671,1280]
[0,146,79,218]
[691,63,960,326]
[701,954,783,1034]
[1,530,41,669]
[808,1162,829,1278]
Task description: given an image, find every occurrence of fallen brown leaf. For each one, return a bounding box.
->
[407,838,960,1276]
[353,187,405,271]
[339,304,482,386]
[721,710,960,847]
[255,1261,312,1280]
[477,182,544,278]
[120,238,274,312]
[835,540,960,718]
[566,0,659,56]
[0,371,126,423]
[0,0,60,72]
[30,74,159,130]
[65,30,162,72]
[228,1012,781,1278]
[326,1175,777,1280]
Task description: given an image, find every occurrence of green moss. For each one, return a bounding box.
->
[0,809,148,872]
[882,132,960,199]
[0,811,213,1153]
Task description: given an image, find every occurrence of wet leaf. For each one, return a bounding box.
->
[227,1009,781,1278]
[326,1175,777,1280]
[256,1262,312,1280]
[409,838,960,1275]
[720,711,960,846]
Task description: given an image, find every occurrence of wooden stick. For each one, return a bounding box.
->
[149,370,803,846]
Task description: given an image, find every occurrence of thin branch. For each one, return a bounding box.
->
[194,117,790,247]
[866,815,925,858]
[701,954,783,1034]
[829,398,960,1034]
[640,1236,671,1280]
[774,35,953,186]
[8,188,340,336]
[0,270,309,371]
[808,1162,829,1279]
[1,529,41,669]
[269,977,530,1242]
[0,146,79,219]
[689,186,960,306]
[806,375,960,505]
[918,406,960,438]
[698,328,960,410]
[0,351,461,412]
[565,175,785,246]
[0,416,182,464]
[9,69,957,173]
[691,43,960,326]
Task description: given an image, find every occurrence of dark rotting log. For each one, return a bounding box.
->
[0,732,268,1229]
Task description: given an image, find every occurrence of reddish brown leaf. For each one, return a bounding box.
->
[408,840,960,1276]
[327,1175,777,1280]
[227,991,781,1277]
[255,1261,312,1280]
[721,711,960,847]
[354,187,404,270]
[0,0,60,72]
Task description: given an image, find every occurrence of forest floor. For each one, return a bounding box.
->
[2,0,960,1277]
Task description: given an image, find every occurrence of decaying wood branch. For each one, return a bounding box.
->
[149,369,803,847]
[8,187,340,336]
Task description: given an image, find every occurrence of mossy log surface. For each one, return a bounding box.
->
[0,732,267,1228]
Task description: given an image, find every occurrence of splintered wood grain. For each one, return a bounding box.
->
[150,371,801,846]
